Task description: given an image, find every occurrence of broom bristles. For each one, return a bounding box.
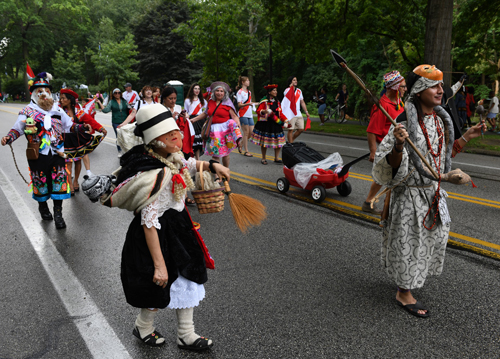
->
[227,193,267,233]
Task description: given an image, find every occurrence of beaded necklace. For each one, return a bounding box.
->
[418,112,443,230]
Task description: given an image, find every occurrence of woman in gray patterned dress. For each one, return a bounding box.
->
[372,65,485,318]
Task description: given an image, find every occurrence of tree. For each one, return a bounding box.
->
[133,0,202,87]
[424,0,454,86]
[0,0,90,93]
[52,46,86,90]
[89,34,139,93]
[176,0,268,90]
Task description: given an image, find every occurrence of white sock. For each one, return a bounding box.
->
[176,307,212,346]
[135,308,164,344]
[86,170,94,177]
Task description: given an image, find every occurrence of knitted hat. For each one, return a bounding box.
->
[28,72,53,93]
[82,174,115,203]
[133,103,179,145]
[383,71,404,90]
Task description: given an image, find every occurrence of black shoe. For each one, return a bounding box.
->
[53,206,66,229]
[38,202,53,221]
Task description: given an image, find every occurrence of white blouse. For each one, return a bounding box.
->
[140,157,197,229]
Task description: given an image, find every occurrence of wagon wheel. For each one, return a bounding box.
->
[337,180,352,197]
[311,185,327,203]
[276,177,290,193]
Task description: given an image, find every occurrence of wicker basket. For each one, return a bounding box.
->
[191,162,225,214]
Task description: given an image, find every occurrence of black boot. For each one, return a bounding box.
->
[53,205,66,229]
[38,201,53,221]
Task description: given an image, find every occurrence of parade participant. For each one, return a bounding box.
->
[251,84,288,164]
[236,76,258,157]
[282,76,309,143]
[465,87,475,129]
[119,85,156,128]
[96,104,229,350]
[455,87,467,129]
[82,97,97,119]
[152,86,161,103]
[335,84,349,119]
[60,89,107,195]
[362,71,405,215]
[123,82,140,111]
[315,87,327,125]
[485,90,499,132]
[1,72,91,229]
[162,86,195,160]
[184,83,207,160]
[372,65,485,318]
[190,81,242,169]
[98,88,129,157]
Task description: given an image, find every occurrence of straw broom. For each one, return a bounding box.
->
[222,178,267,233]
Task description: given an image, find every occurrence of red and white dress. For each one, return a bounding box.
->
[281,86,303,120]
[184,98,207,153]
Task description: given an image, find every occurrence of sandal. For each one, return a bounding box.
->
[132,327,166,347]
[274,159,283,163]
[244,152,253,157]
[178,337,213,351]
[261,159,268,165]
[396,300,430,318]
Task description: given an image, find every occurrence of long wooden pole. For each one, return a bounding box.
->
[340,63,439,179]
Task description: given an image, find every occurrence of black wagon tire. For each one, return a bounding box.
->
[337,180,352,197]
[311,185,327,202]
[276,177,290,193]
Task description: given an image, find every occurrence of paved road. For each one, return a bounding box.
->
[0,103,499,358]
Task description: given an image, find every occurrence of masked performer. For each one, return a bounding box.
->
[87,104,229,351]
[372,65,485,318]
[1,73,91,229]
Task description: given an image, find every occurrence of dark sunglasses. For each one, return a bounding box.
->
[114,92,121,94]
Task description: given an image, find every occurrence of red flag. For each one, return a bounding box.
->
[26,62,35,79]
[305,115,311,130]
[285,86,297,116]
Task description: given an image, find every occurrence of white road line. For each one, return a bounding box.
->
[305,140,500,171]
[0,168,132,359]
[451,161,500,171]
[304,140,367,152]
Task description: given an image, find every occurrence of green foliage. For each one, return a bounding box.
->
[52,46,86,90]
[89,34,139,93]
[133,0,201,87]
[176,0,268,87]
[4,77,25,96]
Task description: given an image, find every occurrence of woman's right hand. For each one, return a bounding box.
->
[153,265,168,289]
[393,124,408,146]
[1,136,10,146]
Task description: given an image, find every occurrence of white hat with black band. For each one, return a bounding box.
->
[134,104,179,145]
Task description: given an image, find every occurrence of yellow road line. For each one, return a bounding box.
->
[244,150,500,209]
[231,169,500,256]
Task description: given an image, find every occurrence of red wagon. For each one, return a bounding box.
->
[276,142,368,203]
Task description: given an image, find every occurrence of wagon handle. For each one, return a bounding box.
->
[337,153,370,177]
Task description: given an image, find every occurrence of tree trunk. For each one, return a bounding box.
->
[424,0,453,86]
[23,36,29,96]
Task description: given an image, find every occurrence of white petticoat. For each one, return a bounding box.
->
[167,274,205,309]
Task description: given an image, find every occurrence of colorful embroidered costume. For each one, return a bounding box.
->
[251,97,287,148]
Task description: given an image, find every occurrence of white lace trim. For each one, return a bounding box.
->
[140,157,197,229]
[167,275,205,309]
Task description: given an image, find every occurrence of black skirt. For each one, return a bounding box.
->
[121,208,208,309]
[191,115,207,153]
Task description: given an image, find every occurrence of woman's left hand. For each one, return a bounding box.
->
[83,124,92,132]
[214,163,230,181]
[465,120,486,140]
[101,128,107,137]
